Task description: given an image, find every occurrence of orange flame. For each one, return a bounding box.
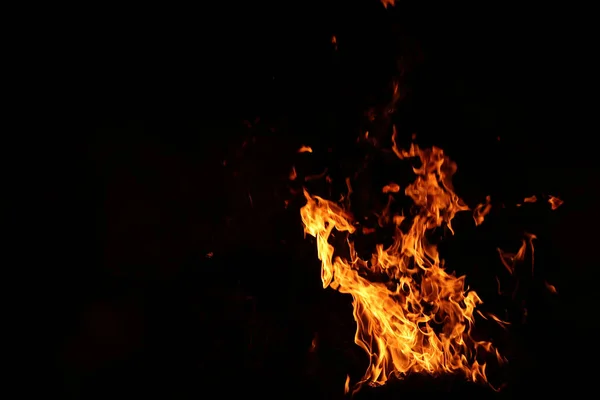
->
[382,183,400,193]
[473,196,492,226]
[545,281,558,294]
[497,233,536,276]
[300,131,505,392]
[298,145,313,153]
[310,334,318,352]
[548,195,563,210]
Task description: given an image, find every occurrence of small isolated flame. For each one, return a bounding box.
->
[548,195,563,210]
[381,0,395,9]
[382,183,400,193]
[497,233,536,276]
[545,281,558,294]
[298,145,313,153]
[300,130,505,392]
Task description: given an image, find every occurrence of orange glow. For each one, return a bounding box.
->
[382,183,400,193]
[523,195,537,203]
[548,195,563,210]
[381,0,395,8]
[497,233,536,276]
[298,145,313,153]
[545,281,558,294]
[305,169,328,182]
[473,196,492,226]
[300,130,505,393]
[289,166,297,181]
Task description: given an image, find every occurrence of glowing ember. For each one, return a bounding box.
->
[299,130,506,393]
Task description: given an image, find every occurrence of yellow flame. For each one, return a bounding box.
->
[300,131,505,392]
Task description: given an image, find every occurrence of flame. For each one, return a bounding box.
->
[310,334,318,352]
[545,281,558,294]
[548,195,563,210]
[473,195,492,226]
[381,0,395,8]
[344,374,351,393]
[290,166,297,181]
[305,169,328,182]
[382,183,400,193]
[497,233,536,279]
[298,145,313,153]
[300,132,504,392]
[497,236,530,276]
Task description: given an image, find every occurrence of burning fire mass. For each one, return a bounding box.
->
[47,0,592,399]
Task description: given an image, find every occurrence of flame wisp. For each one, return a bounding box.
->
[300,134,504,392]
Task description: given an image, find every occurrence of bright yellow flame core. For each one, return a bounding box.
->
[300,134,504,390]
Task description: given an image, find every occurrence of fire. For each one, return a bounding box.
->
[497,233,536,276]
[545,281,558,294]
[298,145,313,153]
[548,195,563,210]
[300,130,505,393]
[473,195,492,226]
[382,183,400,193]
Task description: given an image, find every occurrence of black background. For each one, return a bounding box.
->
[23,1,596,398]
